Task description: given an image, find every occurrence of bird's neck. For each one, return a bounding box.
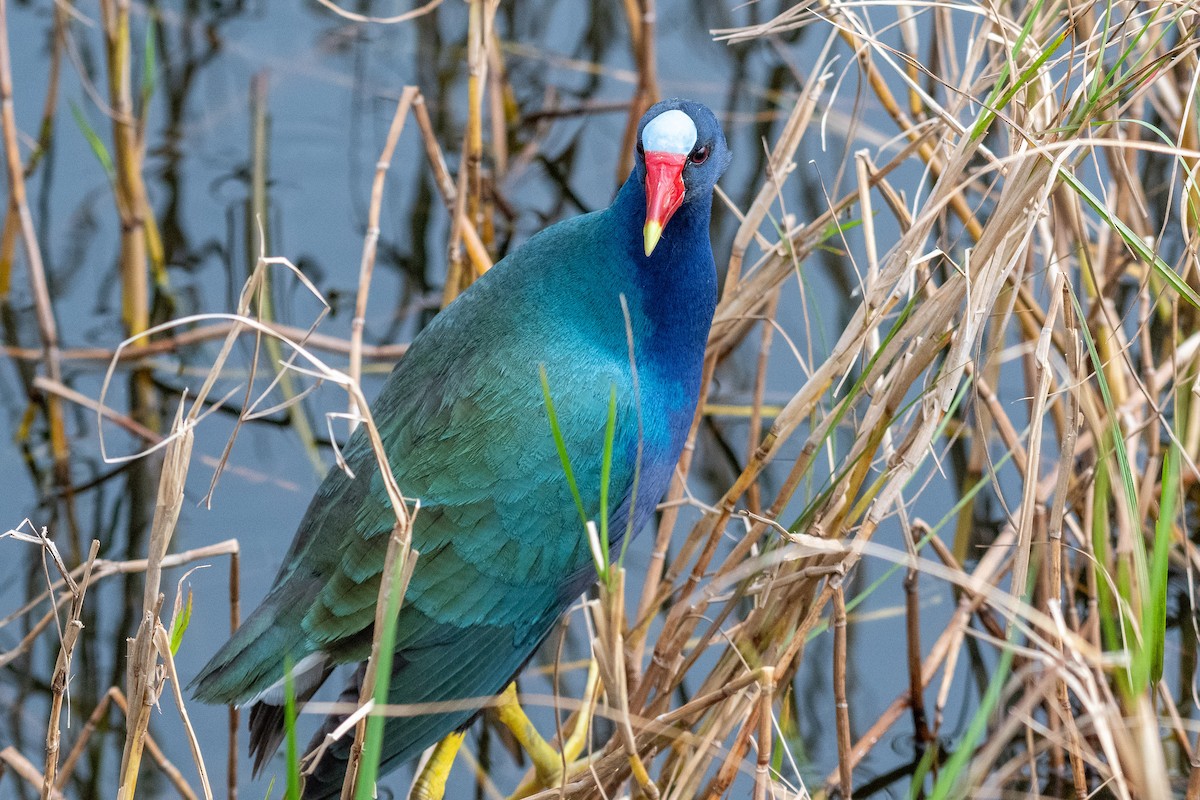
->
[607,174,718,364]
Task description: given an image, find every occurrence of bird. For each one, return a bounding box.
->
[190,98,731,799]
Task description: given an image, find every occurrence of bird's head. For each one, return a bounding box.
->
[635,99,731,257]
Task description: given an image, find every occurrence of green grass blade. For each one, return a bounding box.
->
[69,102,115,180]
[539,365,588,529]
[1059,169,1200,312]
[355,549,409,800]
[970,0,1046,140]
[929,641,1015,799]
[1146,444,1177,686]
[598,383,617,560]
[141,19,158,112]
[168,588,193,656]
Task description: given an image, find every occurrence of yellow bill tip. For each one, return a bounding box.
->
[643,221,663,257]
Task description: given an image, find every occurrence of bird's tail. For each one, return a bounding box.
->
[190,593,335,773]
[189,591,322,708]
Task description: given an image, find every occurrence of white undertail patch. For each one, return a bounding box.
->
[243,651,328,707]
[641,109,697,155]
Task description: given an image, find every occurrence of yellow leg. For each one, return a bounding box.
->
[495,682,565,786]
[503,659,602,798]
[558,658,601,767]
[411,731,466,800]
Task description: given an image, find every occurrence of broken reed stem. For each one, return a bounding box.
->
[0,541,240,670]
[54,687,200,800]
[228,549,241,800]
[832,582,852,799]
[348,86,419,432]
[117,402,196,800]
[42,539,99,800]
[117,596,165,800]
[903,547,929,745]
[0,0,70,479]
[752,667,775,800]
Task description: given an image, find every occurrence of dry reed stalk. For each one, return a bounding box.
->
[0,0,70,481]
[42,539,99,799]
[441,0,499,306]
[0,0,62,296]
[3,320,410,363]
[98,0,162,338]
[409,90,492,305]
[116,401,208,800]
[832,583,852,798]
[0,746,66,800]
[486,32,510,178]
[313,0,443,24]
[54,687,200,799]
[615,0,658,182]
[743,288,780,517]
[348,86,420,432]
[751,667,775,800]
[226,549,240,800]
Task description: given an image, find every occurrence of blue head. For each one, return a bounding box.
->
[634,99,732,256]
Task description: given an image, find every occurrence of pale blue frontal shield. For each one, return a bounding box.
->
[642,109,697,155]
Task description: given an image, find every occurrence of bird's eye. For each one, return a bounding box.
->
[689,145,710,165]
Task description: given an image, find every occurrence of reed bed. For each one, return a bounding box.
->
[3,0,1200,798]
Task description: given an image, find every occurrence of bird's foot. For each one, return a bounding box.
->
[505,659,602,798]
[495,681,568,786]
[411,731,466,800]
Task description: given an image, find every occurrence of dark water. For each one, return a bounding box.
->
[0,2,977,798]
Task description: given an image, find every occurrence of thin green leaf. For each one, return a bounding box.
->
[168,588,193,656]
[1147,445,1177,685]
[930,641,1015,799]
[141,20,158,112]
[539,365,588,529]
[598,383,617,562]
[69,102,115,180]
[1059,169,1200,312]
[355,549,409,800]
